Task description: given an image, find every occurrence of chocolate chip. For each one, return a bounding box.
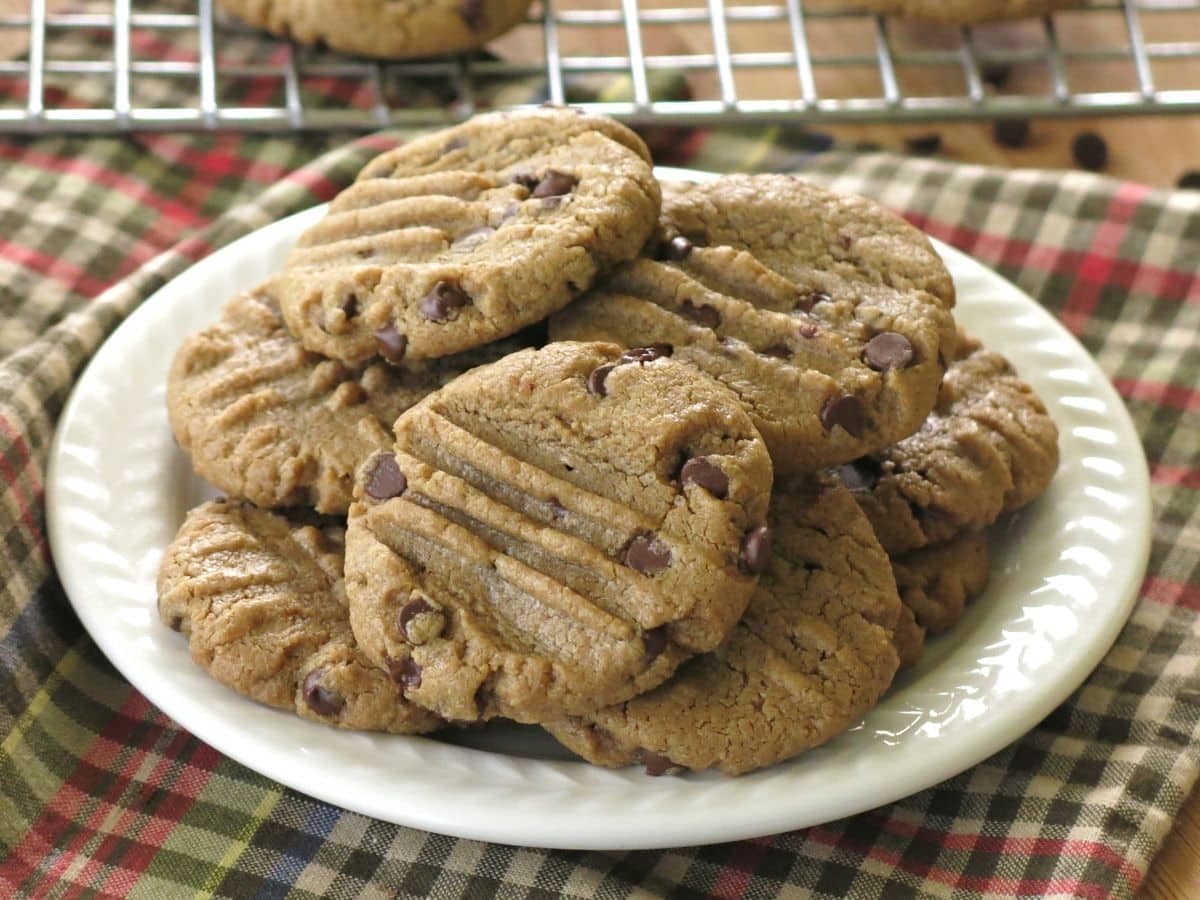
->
[904,133,942,155]
[838,233,853,250]
[993,118,1031,149]
[398,596,445,645]
[457,0,486,32]
[643,626,668,664]
[366,453,407,500]
[375,324,407,364]
[420,280,471,322]
[739,526,772,575]
[302,669,344,717]
[387,656,422,689]
[834,458,881,492]
[981,62,1011,89]
[341,294,359,319]
[680,299,720,328]
[798,323,819,339]
[659,235,694,261]
[531,170,577,199]
[1072,131,1108,172]
[680,457,729,499]
[452,226,495,250]
[799,130,835,152]
[624,534,672,575]
[821,393,867,437]
[863,332,915,371]
[508,172,539,191]
[762,344,791,359]
[620,344,673,365]
[641,750,683,776]
[587,363,616,397]
[168,614,183,632]
[1178,170,1200,190]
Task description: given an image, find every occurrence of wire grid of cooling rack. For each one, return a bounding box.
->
[1,0,1199,132]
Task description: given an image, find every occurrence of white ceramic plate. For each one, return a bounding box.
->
[46,168,1151,850]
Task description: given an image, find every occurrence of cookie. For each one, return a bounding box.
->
[157,499,442,734]
[543,476,902,776]
[832,333,1059,555]
[550,175,958,474]
[845,0,1081,23]
[272,108,661,366]
[167,285,530,515]
[216,0,533,59]
[344,341,774,724]
[891,603,926,671]
[890,531,991,667]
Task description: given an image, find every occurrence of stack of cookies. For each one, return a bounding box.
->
[158,108,1060,776]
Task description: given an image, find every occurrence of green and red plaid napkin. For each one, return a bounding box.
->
[2,23,1200,900]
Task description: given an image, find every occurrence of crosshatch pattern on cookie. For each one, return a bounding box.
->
[544,476,902,776]
[274,109,661,366]
[157,499,443,734]
[167,285,534,515]
[550,175,958,475]
[833,333,1060,555]
[344,342,774,724]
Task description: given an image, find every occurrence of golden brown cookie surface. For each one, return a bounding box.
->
[344,342,774,724]
[167,285,527,515]
[274,109,660,365]
[833,333,1060,555]
[890,530,992,668]
[157,500,442,734]
[551,175,957,474]
[216,0,534,59]
[543,476,902,776]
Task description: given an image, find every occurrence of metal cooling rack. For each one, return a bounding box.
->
[1,0,1199,132]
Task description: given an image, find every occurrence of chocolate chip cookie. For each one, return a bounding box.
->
[168,285,529,515]
[157,499,442,734]
[344,341,774,724]
[890,531,991,668]
[273,108,661,366]
[550,175,958,474]
[833,333,1059,555]
[216,0,533,59]
[544,475,901,776]
[845,0,1081,23]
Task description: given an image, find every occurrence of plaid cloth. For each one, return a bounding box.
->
[2,66,1200,900]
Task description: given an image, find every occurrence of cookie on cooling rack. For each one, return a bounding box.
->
[216,0,534,59]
